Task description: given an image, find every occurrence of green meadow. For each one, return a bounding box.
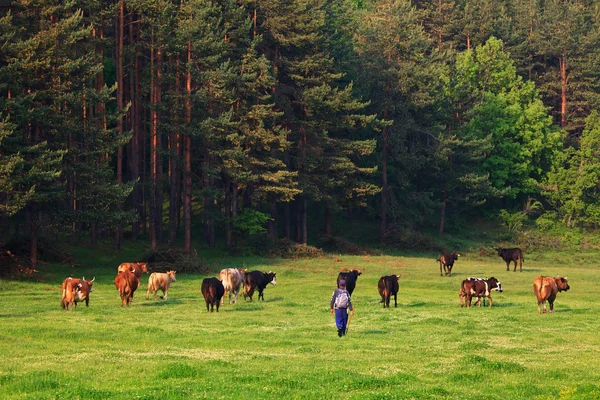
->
[1,245,599,399]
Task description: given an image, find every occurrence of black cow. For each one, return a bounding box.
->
[201,277,225,312]
[437,251,460,276]
[378,275,399,308]
[496,247,524,272]
[243,271,277,301]
[461,277,503,308]
[337,269,362,296]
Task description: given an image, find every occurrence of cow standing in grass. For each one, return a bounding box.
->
[219,268,246,304]
[115,270,139,307]
[533,276,570,313]
[201,277,225,312]
[118,261,149,279]
[437,251,460,276]
[146,271,177,300]
[496,248,524,272]
[378,275,399,308]
[462,277,503,308]
[61,276,95,311]
[243,271,277,301]
[337,269,362,296]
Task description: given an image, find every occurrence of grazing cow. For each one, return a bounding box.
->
[219,268,246,304]
[243,271,277,301]
[146,270,177,300]
[61,276,95,311]
[533,276,570,314]
[437,251,460,276]
[462,277,503,308]
[117,261,149,279]
[496,248,524,272]
[201,277,225,312]
[337,269,362,296]
[378,275,399,308]
[114,270,139,307]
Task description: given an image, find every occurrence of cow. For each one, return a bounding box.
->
[114,270,139,307]
[533,275,570,314]
[201,277,225,312]
[437,251,460,276]
[462,277,503,308]
[459,277,484,307]
[219,268,246,304]
[378,275,399,308]
[146,270,177,301]
[117,261,149,279]
[61,276,95,311]
[496,248,524,272]
[337,269,362,296]
[243,270,277,301]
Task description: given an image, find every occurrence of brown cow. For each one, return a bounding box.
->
[146,271,177,300]
[219,268,246,304]
[437,251,460,276]
[378,275,399,308]
[459,277,484,307]
[533,275,570,313]
[496,248,524,272]
[462,277,503,308]
[201,277,225,312]
[115,270,139,307]
[117,261,149,279]
[337,269,362,296]
[61,276,95,311]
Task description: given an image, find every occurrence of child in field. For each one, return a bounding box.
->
[330,280,354,337]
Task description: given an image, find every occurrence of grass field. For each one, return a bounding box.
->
[1,244,599,399]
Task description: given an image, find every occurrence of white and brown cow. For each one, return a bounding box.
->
[219,268,246,304]
[243,271,277,301]
[117,261,149,279]
[533,275,570,313]
[461,277,503,308]
[61,276,95,311]
[146,270,177,300]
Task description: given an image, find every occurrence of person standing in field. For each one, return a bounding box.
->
[330,280,354,337]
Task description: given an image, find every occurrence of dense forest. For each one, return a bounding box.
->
[1,0,600,266]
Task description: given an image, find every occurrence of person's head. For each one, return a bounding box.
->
[339,279,346,287]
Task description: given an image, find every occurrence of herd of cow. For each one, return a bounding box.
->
[59,246,570,315]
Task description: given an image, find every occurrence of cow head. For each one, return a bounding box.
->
[556,276,570,292]
[136,262,149,274]
[267,271,277,285]
[167,270,177,282]
[496,248,504,256]
[82,276,95,292]
[488,277,503,292]
[452,251,460,260]
[352,269,362,278]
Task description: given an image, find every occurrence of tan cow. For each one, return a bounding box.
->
[115,270,139,307]
[61,276,95,311]
[218,268,246,304]
[533,275,570,313]
[117,261,149,279]
[146,270,177,300]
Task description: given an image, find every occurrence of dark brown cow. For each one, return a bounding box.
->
[462,277,503,308]
[496,248,524,272]
[533,275,570,313]
[459,277,485,307]
[337,269,362,296]
[61,276,95,311]
[117,261,149,279]
[201,277,225,312]
[243,271,277,301]
[437,251,460,276]
[378,275,399,308]
[114,270,139,307]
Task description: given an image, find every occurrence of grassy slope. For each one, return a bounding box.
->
[1,242,600,399]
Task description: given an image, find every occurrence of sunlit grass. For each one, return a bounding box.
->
[0,246,599,399]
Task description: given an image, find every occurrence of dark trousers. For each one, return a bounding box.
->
[335,308,348,333]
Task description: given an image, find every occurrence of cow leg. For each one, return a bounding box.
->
[447,266,452,276]
[440,261,443,276]
[513,260,517,272]
[216,301,220,312]
[393,293,397,307]
[506,261,510,271]
[163,288,168,300]
[488,296,493,308]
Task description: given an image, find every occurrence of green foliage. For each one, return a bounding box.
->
[233,209,271,235]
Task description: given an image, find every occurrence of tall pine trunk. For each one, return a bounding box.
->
[183,40,193,253]
[560,52,567,129]
[114,0,125,250]
[379,105,389,241]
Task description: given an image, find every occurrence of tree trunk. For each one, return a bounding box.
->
[225,182,232,249]
[150,33,158,249]
[183,40,192,253]
[301,198,308,244]
[284,202,291,240]
[439,186,446,236]
[114,0,125,250]
[379,109,389,241]
[28,208,37,268]
[130,12,140,241]
[268,198,277,238]
[560,52,567,129]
